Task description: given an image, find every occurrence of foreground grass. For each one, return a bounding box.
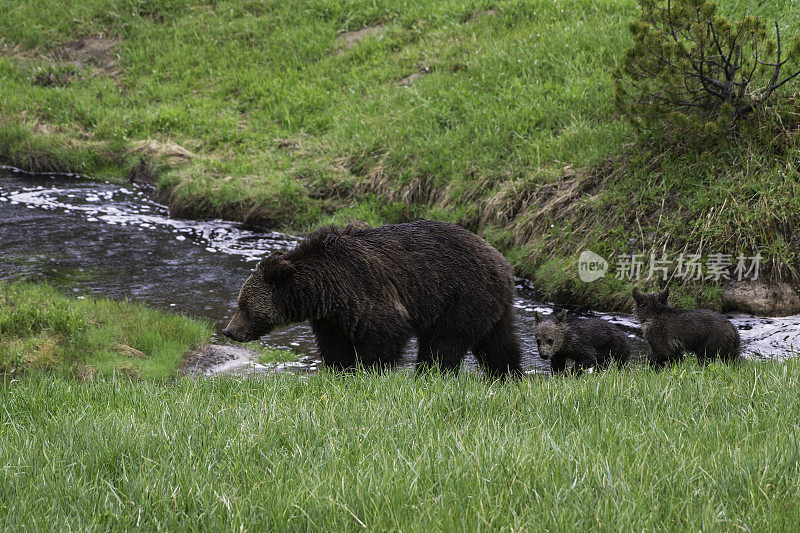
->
[0,281,212,379]
[2,360,799,530]
[1,1,799,309]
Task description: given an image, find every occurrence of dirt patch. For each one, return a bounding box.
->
[112,343,148,359]
[0,37,33,60]
[130,139,195,166]
[274,138,300,151]
[336,25,385,52]
[399,71,421,86]
[466,9,497,23]
[30,121,54,136]
[398,66,432,86]
[75,366,97,382]
[181,343,268,376]
[33,64,79,87]
[54,35,119,76]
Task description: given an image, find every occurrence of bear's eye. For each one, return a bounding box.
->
[547,338,554,345]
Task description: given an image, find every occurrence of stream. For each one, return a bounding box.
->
[2,168,799,376]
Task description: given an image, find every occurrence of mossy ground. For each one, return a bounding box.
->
[1,0,799,310]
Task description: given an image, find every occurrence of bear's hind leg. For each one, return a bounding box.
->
[416,336,469,374]
[471,313,523,378]
[607,332,631,367]
[699,336,739,364]
[720,333,742,363]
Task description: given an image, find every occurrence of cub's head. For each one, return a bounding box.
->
[533,310,568,361]
[222,252,295,342]
[631,287,670,320]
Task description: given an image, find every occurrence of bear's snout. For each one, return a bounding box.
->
[223,310,258,343]
[222,327,248,342]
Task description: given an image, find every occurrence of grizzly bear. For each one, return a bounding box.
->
[223,220,523,377]
[533,310,631,374]
[632,287,741,368]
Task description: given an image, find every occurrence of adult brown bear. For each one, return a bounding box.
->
[223,220,523,377]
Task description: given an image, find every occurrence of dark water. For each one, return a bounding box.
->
[2,169,798,375]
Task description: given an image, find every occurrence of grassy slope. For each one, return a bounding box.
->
[3,360,800,530]
[0,281,212,379]
[1,0,799,310]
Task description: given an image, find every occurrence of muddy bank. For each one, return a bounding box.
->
[182,344,319,377]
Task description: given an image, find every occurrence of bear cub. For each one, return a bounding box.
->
[632,287,741,368]
[533,310,631,374]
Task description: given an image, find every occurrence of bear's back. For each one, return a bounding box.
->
[568,316,623,347]
[290,221,515,329]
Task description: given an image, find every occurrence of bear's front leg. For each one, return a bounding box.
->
[645,335,681,369]
[549,355,568,375]
[311,319,357,370]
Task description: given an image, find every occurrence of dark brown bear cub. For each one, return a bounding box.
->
[533,310,631,374]
[223,220,523,377]
[632,287,741,368]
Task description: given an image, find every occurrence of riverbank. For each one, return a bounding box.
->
[0,281,212,379]
[3,361,800,530]
[1,0,799,312]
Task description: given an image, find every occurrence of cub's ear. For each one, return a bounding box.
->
[632,287,643,303]
[658,286,670,303]
[534,311,543,323]
[555,309,567,322]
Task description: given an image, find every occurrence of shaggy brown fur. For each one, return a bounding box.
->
[632,287,741,368]
[224,220,523,377]
[533,310,630,375]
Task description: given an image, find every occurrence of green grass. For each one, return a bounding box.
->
[2,360,800,530]
[240,341,302,365]
[0,281,212,379]
[1,0,799,309]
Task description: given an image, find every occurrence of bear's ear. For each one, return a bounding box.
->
[256,251,283,269]
[658,286,670,304]
[534,311,543,323]
[267,259,294,282]
[555,309,567,322]
[323,233,339,248]
[632,287,643,304]
[258,252,294,282]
